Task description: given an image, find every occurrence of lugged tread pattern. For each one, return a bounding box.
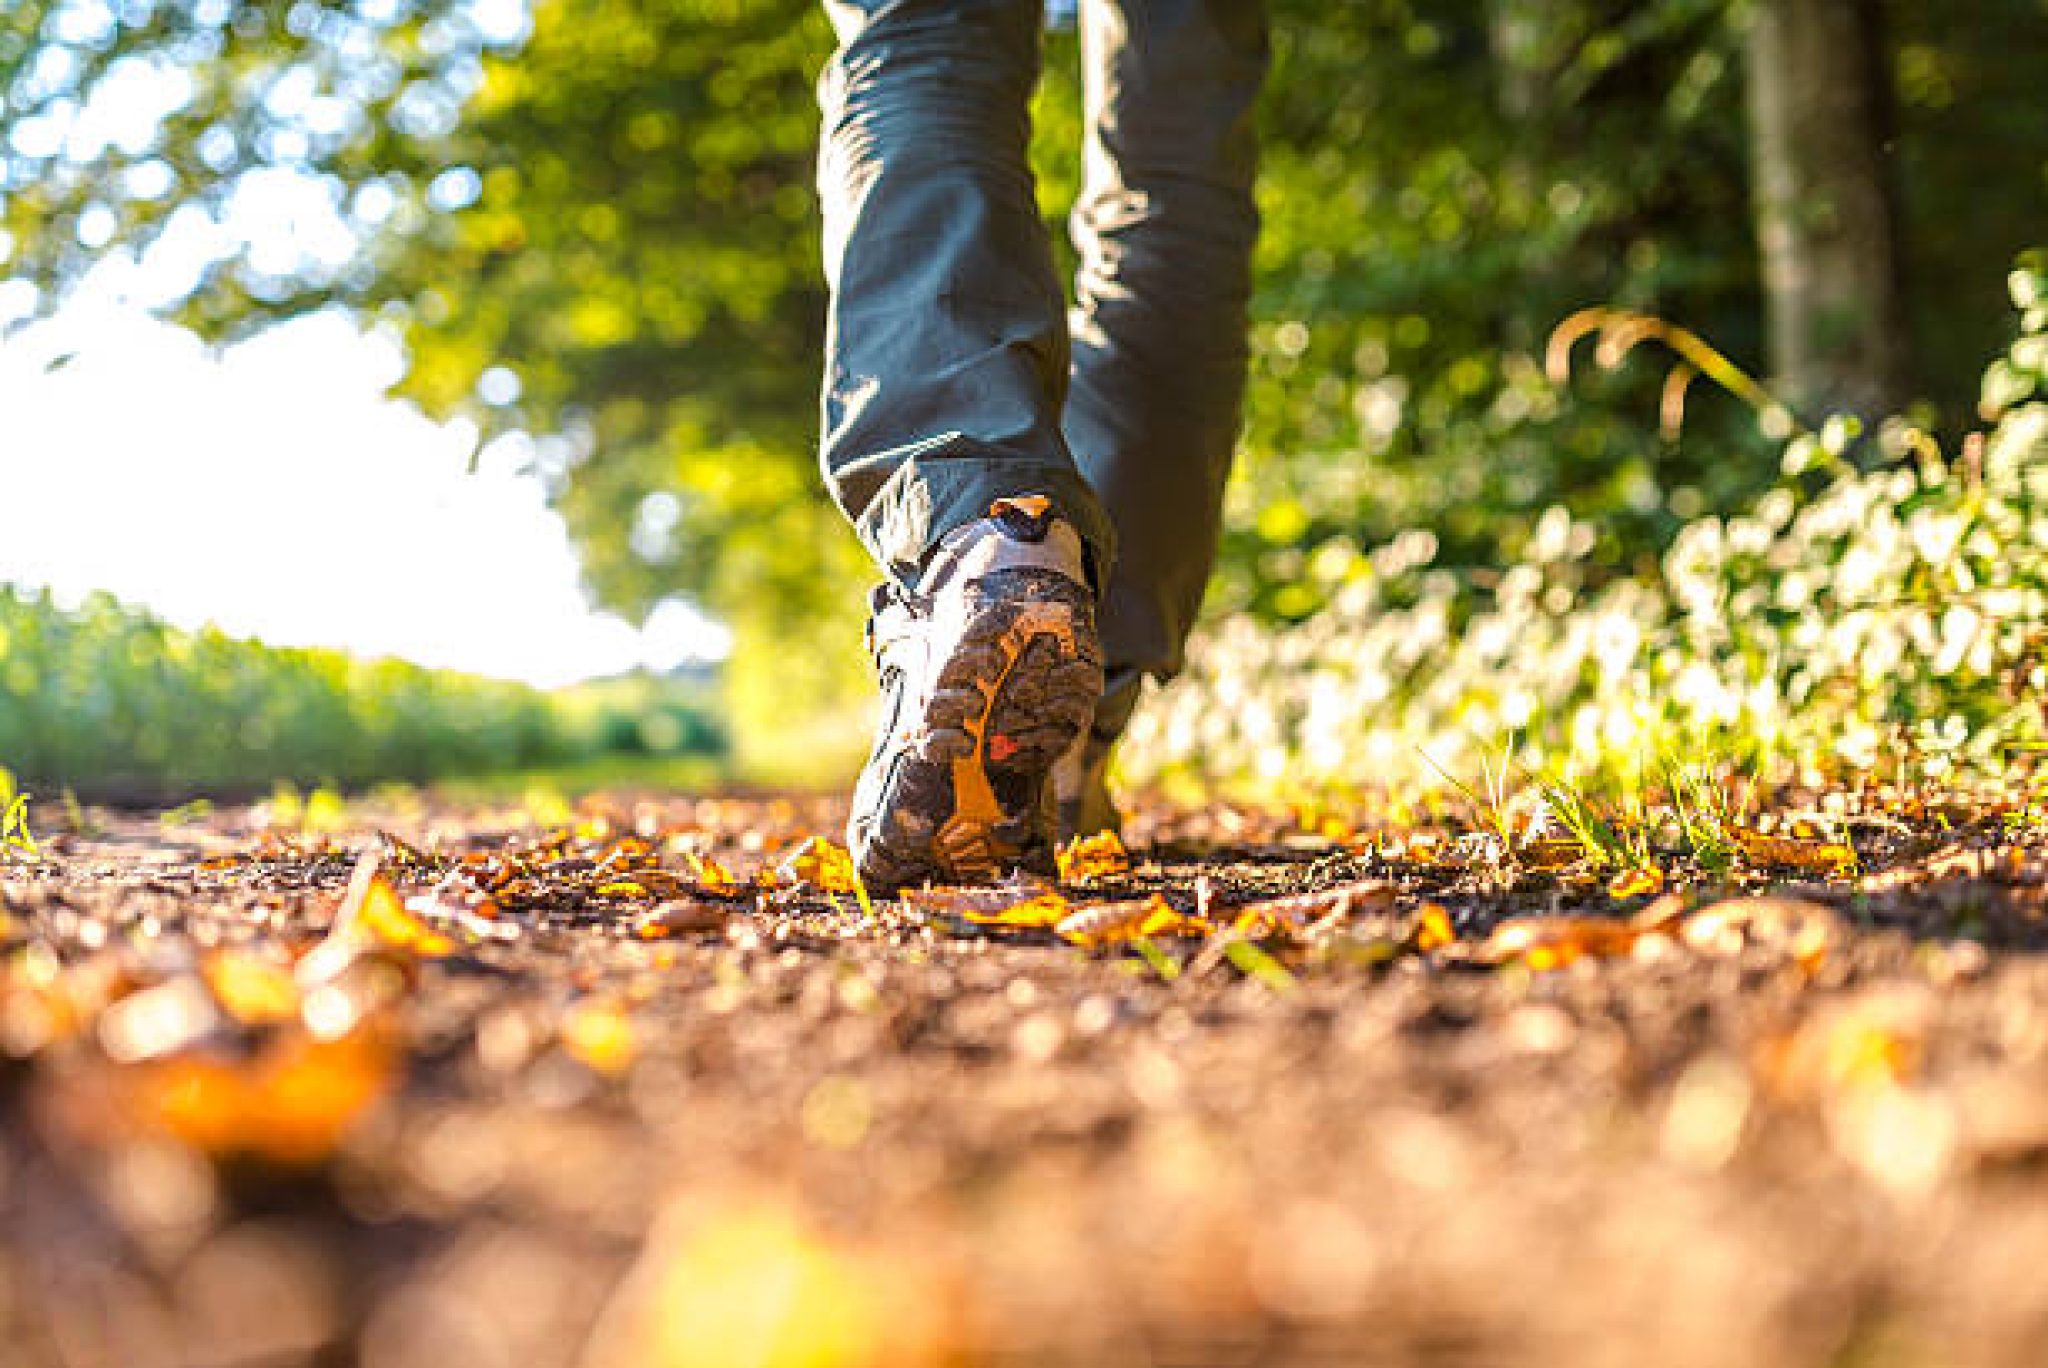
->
[850,566,1102,891]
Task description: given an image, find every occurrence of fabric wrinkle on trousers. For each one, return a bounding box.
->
[817,0,1268,734]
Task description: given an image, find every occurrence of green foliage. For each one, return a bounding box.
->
[0,587,724,800]
[1661,754,1744,874]
[5,0,2046,780]
[0,0,498,304]
[9,1,2046,643]
[1125,257,2048,797]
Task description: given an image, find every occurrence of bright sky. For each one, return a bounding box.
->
[0,248,730,694]
[0,297,731,689]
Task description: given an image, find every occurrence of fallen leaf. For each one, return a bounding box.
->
[1679,895,1841,969]
[1057,831,1131,883]
[297,856,454,988]
[1607,865,1666,899]
[1629,891,1692,931]
[777,836,860,895]
[355,877,455,957]
[1732,827,1857,877]
[684,851,743,893]
[1484,915,1640,970]
[637,899,731,938]
[964,893,1074,930]
[137,1029,393,1164]
[1057,894,1208,947]
[1411,903,1456,951]
[1517,838,1586,870]
[1223,881,1397,939]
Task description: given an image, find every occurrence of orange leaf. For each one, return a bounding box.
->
[358,878,456,957]
[1056,831,1132,883]
[1607,865,1666,900]
[1222,881,1397,940]
[1484,915,1640,970]
[777,836,860,895]
[1057,894,1208,947]
[684,851,743,893]
[297,856,454,987]
[1412,903,1456,951]
[140,1030,392,1164]
[963,892,1073,930]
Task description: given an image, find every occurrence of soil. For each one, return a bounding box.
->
[2,787,2046,1368]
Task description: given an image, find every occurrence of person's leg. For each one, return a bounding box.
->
[818,0,1113,585]
[1058,0,1267,820]
[820,0,1108,886]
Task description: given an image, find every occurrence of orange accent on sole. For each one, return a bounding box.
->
[935,604,1081,880]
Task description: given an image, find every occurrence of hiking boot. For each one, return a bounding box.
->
[1052,727,1122,842]
[849,496,1105,890]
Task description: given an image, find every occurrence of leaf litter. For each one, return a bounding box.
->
[0,782,2043,1366]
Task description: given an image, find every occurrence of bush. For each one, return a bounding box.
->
[0,590,725,801]
[1125,257,2048,797]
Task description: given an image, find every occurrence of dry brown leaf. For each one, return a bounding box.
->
[296,856,454,989]
[1629,891,1692,931]
[1517,839,1587,870]
[636,899,732,939]
[1732,827,1857,877]
[1057,894,1208,947]
[1223,881,1397,939]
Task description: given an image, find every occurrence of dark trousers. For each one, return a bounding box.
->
[817,0,1267,738]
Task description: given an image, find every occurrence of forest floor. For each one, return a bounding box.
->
[3,784,2047,1368]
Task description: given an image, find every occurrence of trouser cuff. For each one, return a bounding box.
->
[853,439,1116,593]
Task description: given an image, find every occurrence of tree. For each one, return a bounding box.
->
[5,0,2043,666]
[1744,0,1911,421]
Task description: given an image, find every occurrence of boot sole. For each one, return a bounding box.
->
[857,588,1102,889]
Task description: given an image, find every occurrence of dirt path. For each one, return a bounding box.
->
[2,789,2046,1367]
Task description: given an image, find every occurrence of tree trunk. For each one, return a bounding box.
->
[1746,0,1912,422]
